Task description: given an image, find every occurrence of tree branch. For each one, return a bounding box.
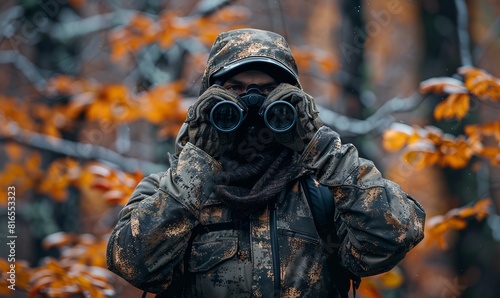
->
[0,50,47,93]
[317,92,425,136]
[189,0,236,16]
[49,10,138,40]
[455,0,473,66]
[2,124,165,174]
[0,89,424,174]
[0,5,23,42]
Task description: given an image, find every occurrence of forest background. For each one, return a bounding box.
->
[0,0,499,297]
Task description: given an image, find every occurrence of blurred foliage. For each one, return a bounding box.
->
[0,0,499,297]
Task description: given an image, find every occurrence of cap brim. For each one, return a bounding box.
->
[211,57,298,85]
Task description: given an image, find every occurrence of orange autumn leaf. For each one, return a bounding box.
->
[213,5,251,22]
[464,123,482,138]
[109,13,158,61]
[41,122,62,139]
[76,83,141,123]
[478,147,500,166]
[425,198,491,249]
[0,164,27,193]
[419,77,468,94]
[378,267,404,289]
[84,164,143,205]
[196,22,225,45]
[46,75,98,96]
[438,136,474,169]
[381,124,485,170]
[102,189,128,205]
[0,151,42,203]
[402,140,439,170]
[0,259,31,292]
[4,142,23,161]
[26,152,42,173]
[433,93,470,120]
[157,11,191,48]
[455,198,491,221]
[381,123,414,151]
[459,66,500,101]
[479,120,500,141]
[140,83,186,124]
[358,278,382,298]
[0,96,38,134]
[465,120,500,141]
[110,38,128,61]
[426,216,467,250]
[60,240,108,268]
[41,232,111,269]
[38,158,81,202]
[46,74,80,95]
[314,49,340,76]
[111,7,244,57]
[90,177,113,191]
[424,125,445,145]
[383,130,410,151]
[129,13,157,40]
[359,267,404,295]
[42,232,78,250]
[291,47,315,74]
[29,258,112,298]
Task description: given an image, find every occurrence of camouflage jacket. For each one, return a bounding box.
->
[106,125,426,297]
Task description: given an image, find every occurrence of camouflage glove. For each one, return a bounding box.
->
[186,85,244,159]
[260,83,323,153]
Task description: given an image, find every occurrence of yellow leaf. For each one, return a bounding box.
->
[358,278,382,298]
[379,267,404,289]
[424,125,444,145]
[86,101,112,120]
[433,93,470,120]
[42,232,76,250]
[382,129,410,151]
[420,77,468,94]
[481,120,500,141]
[460,66,500,101]
[479,147,500,166]
[5,142,23,161]
[439,137,473,169]
[26,152,42,173]
[402,141,438,169]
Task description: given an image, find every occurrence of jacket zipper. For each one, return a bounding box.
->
[270,201,280,297]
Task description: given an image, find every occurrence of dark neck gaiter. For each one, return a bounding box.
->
[214,131,301,214]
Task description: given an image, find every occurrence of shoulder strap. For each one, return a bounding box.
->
[301,174,335,240]
[300,175,361,298]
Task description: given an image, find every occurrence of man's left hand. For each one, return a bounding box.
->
[260,83,323,153]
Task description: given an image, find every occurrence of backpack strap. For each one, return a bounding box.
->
[301,174,335,240]
[300,175,361,298]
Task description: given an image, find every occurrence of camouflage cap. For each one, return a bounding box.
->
[200,28,301,95]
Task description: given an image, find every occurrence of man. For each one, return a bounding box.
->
[107,28,425,297]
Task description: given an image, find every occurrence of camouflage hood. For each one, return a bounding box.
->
[199,28,301,94]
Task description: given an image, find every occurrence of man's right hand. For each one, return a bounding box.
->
[185,85,245,159]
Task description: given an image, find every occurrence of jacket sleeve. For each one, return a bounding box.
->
[106,142,221,293]
[299,126,426,277]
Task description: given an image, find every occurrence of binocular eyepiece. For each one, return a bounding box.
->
[210,85,297,133]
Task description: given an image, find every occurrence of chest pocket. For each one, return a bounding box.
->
[187,230,238,272]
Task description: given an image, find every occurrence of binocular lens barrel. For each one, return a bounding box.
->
[210,100,297,133]
[210,101,244,132]
[263,101,297,132]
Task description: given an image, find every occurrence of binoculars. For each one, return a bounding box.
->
[210,85,297,133]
